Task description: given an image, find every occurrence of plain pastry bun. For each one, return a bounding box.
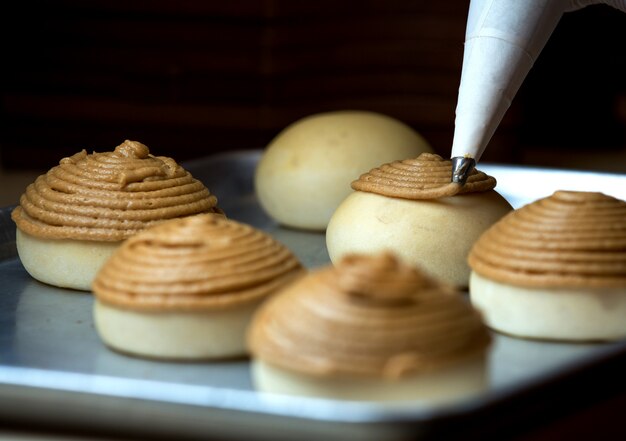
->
[16,231,120,291]
[252,355,486,403]
[248,253,491,403]
[255,110,433,230]
[11,140,221,291]
[326,153,512,287]
[93,214,303,360]
[468,190,626,341]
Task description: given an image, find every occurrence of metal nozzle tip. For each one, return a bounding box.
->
[451,157,476,185]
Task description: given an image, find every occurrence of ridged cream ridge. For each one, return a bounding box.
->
[93,214,304,311]
[469,191,626,288]
[12,140,221,241]
[249,253,490,379]
[351,153,496,199]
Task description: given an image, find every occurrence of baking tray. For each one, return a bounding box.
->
[1,150,626,440]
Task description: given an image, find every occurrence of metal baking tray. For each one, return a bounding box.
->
[1,150,626,440]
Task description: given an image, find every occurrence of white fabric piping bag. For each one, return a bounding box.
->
[450,0,626,183]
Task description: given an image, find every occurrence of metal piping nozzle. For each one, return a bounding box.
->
[451,157,476,185]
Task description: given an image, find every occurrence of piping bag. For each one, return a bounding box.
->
[451,0,626,184]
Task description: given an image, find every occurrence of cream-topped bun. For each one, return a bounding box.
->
[468,191,626,341]
[255,110,433,230]
[326,153,512,287]
[248,253,491,403]
[92,214,303,359]
[11,140,221,291]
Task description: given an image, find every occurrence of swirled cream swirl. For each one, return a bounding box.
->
[93,214,304,311]
[352,153,496,199]
[12,140,221,241]
[469,191,626,288]
[249,253,490,379]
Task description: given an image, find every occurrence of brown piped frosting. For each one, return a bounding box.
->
[249,253,490,379]
[469,191,626,288]
[93,214,304,311]
[351,153,496,199]
[11,140,221,241]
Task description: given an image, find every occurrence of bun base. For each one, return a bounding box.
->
[94,299,262,359]
[252,356,487,403]
[326,191,511,287]
[470,271,626,341]
[16,228,120,291]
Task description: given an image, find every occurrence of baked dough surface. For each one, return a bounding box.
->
[326,191,512,287]
[255,111,432,230]
[470,271,626,341]
[16,228,120,291]
[252,356,487,403]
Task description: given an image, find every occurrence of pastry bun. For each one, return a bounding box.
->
[469,190,626,341]
[93,214,303,359]
[11,140,221,290]
[249,252,490,403]
[255,111,432,230]
[326,153,511,287]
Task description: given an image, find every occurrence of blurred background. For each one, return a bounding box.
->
[1,0,625,202]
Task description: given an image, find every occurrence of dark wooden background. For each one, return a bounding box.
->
[2,0,625,171]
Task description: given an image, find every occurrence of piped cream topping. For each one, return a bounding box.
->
[469,191,626,288]
[351,153,496,199]
[11,140,221,241]
[93,214,304,311]
[249,253,490,379]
